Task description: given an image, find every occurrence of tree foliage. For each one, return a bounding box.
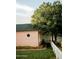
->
[31,1,62,42]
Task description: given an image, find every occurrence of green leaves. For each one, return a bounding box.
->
[31,1,62,34]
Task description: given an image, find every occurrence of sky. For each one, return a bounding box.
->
[16,0,56,24]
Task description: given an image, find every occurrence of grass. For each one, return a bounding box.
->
[16,48,56,59]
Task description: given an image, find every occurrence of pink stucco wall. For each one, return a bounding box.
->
[16,31,39,47]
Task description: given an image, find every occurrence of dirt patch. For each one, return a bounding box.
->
[16,48,46,51]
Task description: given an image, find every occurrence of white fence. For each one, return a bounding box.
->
[51,42,62,59]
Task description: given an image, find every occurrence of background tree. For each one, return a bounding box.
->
[31,1,62,43]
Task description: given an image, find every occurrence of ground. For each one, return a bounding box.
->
[16,48,56,59]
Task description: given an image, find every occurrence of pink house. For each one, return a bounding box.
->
[16,24,41,47]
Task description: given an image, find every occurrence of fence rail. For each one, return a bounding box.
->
[51,42,62,59]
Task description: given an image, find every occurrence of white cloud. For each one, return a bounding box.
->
[16,3,34,12]
[16,16,32,24]
[16,3,34,24]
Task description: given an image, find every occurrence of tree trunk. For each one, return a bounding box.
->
[52,32,54,42]
[54,34,57,42]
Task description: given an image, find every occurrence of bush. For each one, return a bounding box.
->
[40,39,51,48]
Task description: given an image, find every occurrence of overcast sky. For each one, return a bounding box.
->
[16,0,55,24]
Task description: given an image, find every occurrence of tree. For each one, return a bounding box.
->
[52,1,62,42]
[31,1,62,42]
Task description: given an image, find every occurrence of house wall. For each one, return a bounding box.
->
[16,31,39,47]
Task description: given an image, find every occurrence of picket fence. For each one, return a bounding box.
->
[51,42,62,59]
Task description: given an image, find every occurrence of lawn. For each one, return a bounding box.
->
[16,48,56,59]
